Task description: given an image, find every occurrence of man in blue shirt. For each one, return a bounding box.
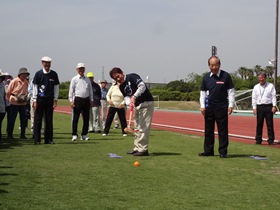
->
[199,56,235,158]
[33,56,60,145]
[100,80,108,129]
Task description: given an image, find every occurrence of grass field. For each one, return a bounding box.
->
[1,112,280,210]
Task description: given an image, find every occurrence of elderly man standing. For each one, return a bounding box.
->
[87,72,102,133]
[252,72,277,145]
[33,56,60,145]
[100,80,108,129]
[6,68,30,139]
[69,63,93,141]
[199,56,235,158]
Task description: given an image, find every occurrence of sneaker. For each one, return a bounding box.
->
[123,134,127,137]
[72,135,78,141]
[114,124,119,129]
[102,133,107,136]
[81,135,90,141]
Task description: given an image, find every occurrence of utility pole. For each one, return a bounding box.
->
[102,66,105,80]
[274,0,279,90]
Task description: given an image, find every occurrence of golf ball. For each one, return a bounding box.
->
[134,161,140,167]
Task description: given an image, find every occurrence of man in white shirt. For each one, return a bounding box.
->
[69,63,93,141]
[252,72,277,145]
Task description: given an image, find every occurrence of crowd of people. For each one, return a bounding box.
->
[0,55,278,157]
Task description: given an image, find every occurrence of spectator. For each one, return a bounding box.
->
[102,82,128,137]
[199,56,235,158]
[252,72,277,145]
[6,68,30,139]
[32,56,60,145]
[0,71,7,140]
[100,80,108,129]
[2,72,12,135]
[69,63,93,141]
[87,72,102,133]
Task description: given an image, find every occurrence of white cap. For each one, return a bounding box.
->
[76,63,85,68]
[41,56,52,62]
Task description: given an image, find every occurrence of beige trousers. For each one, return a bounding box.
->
[133,101,154,152]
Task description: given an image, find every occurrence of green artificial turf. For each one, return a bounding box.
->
[1,113,280,210]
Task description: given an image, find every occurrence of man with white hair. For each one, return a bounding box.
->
[69,63,93,141]
[32,56,60,145]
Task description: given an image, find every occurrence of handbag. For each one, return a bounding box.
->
[17,94,28,103]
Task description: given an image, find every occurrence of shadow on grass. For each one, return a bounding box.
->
[227,154,267,158]
[150,152,182,156]
[0,183,10,194]
[0,139,22,150]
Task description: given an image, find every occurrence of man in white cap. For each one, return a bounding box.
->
[32,56,60,145]
[69,63,93,141]
[6,68,30,139]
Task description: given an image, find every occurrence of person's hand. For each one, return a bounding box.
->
[108,100,114,105]
[130,96,136,105]
[200,108,206,116]
[90,101,94,108]
[118,104,124,109]
[70,102,75,108]
[228,107,233,115]
[253,108,257,116]
[33,101,37,110]
[272,106,277,115]
[53,101,57,109]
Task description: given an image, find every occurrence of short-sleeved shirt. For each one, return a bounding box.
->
[119,73,153,107]
[33,69,60,98]
[200,70,234,110]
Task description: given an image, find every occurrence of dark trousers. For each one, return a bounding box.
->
[7,105,27,137]
[0,112,6,140]
[72,97,90,136]
[5,106,10,134]
[204,108,229,155]
[34,97,54,143]
[104,107,127,134]
[256,104,274,143]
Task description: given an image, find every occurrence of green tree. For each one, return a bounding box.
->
[264,66,274,78]
[253,65,263,76]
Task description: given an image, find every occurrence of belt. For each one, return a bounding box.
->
[257,104,272,107]
[101,98,106,100]
[75,97,89,101]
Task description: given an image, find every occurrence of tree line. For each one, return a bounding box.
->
[58,65,280,103]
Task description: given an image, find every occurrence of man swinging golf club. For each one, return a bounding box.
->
[109,67,154,156]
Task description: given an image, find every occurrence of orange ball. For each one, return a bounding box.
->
[134,161,140,167]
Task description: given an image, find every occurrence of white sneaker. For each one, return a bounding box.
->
[81,135,90,141]
[72,135,78,141]
[102,133,107,136]
[123,134,127,137]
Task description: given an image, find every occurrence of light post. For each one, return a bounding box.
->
[274,0,279,90]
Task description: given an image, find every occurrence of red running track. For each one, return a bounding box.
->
[55,106,280,147]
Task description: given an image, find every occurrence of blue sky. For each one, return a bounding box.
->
[0,0,276,83]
